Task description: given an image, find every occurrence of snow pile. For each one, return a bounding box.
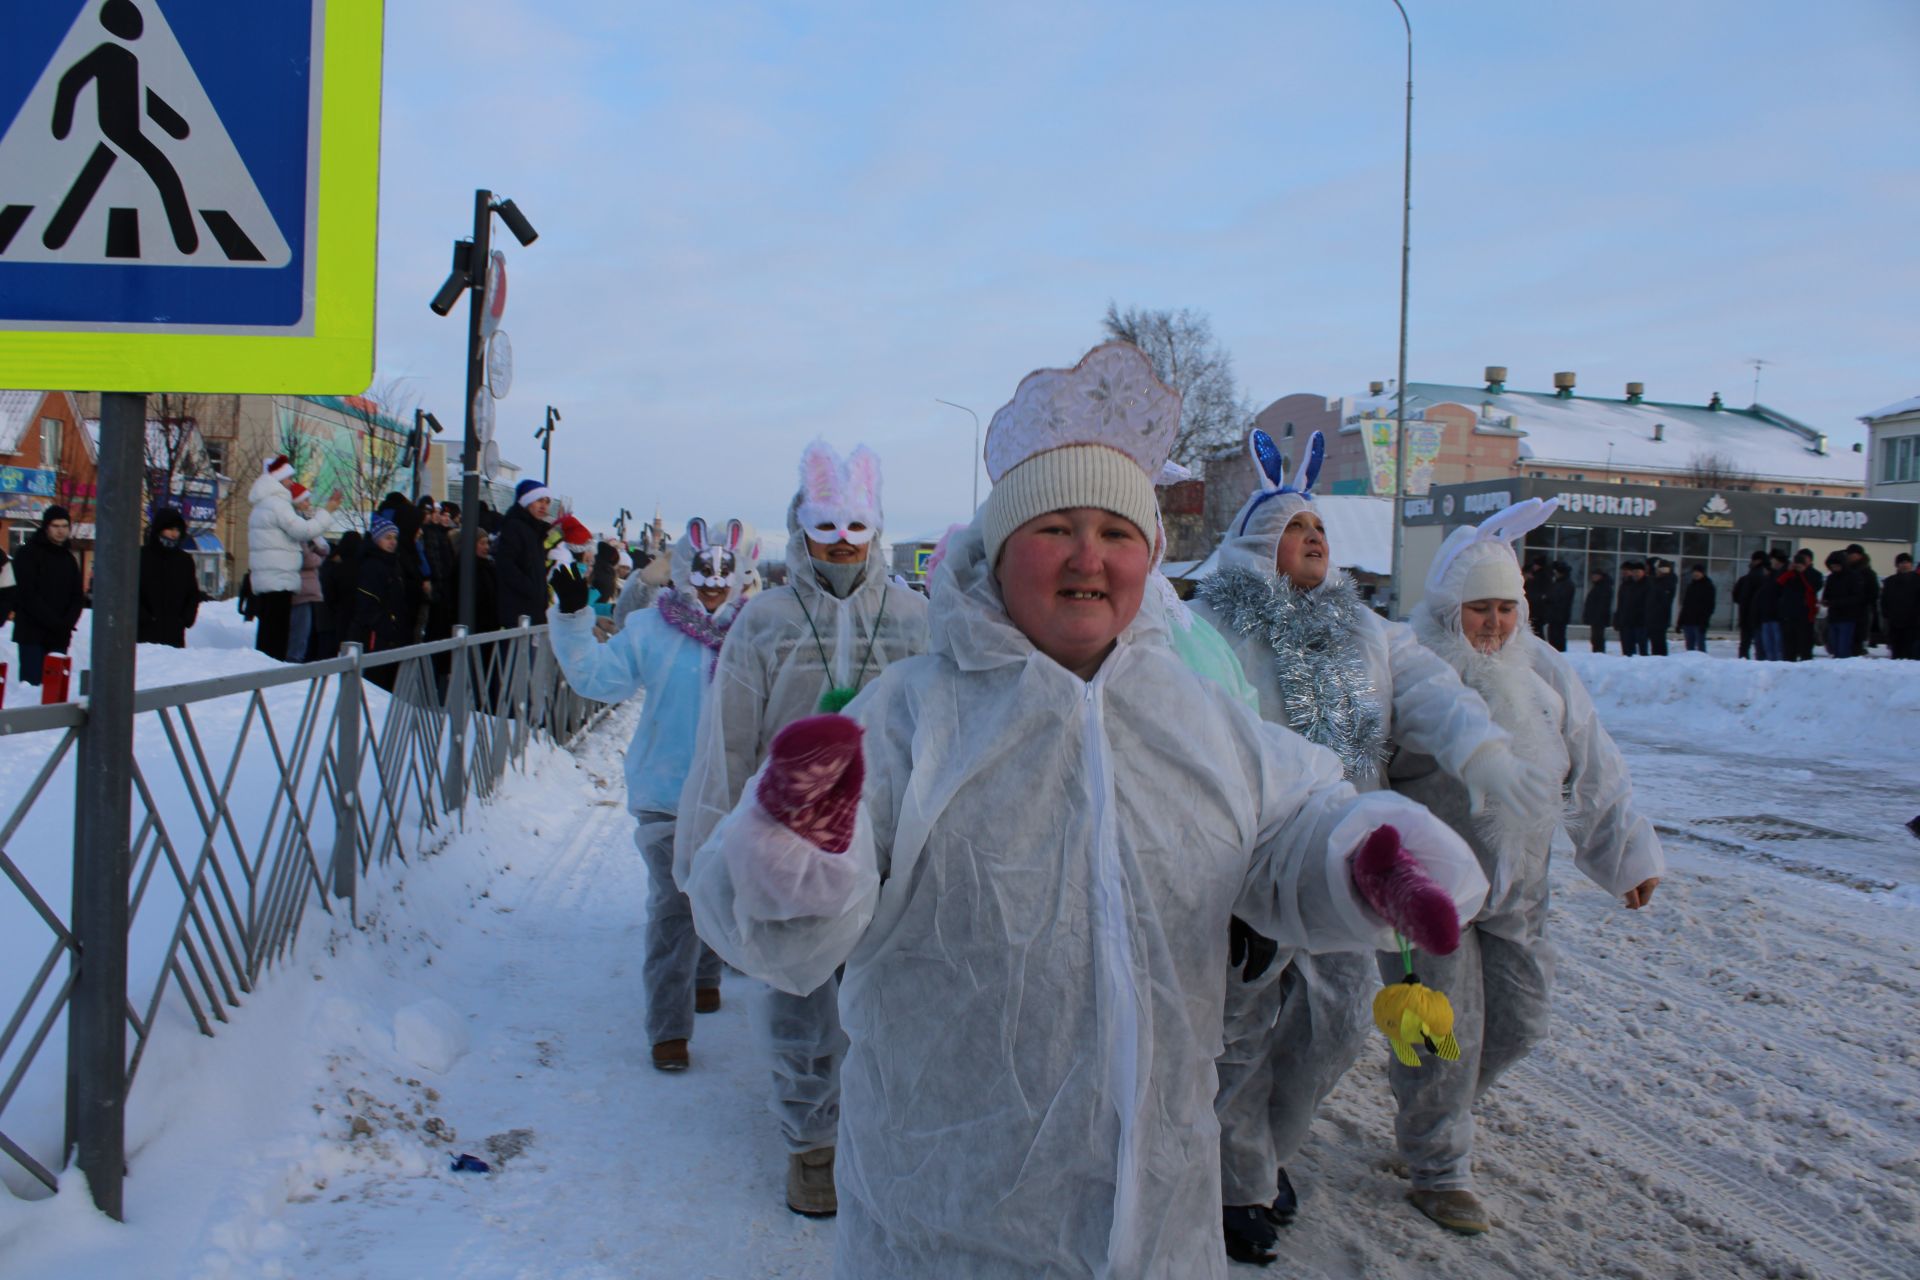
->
[1566,651,1920,760]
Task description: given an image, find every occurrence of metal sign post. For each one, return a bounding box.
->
[0,2,385,1219]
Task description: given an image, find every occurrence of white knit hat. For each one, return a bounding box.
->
[1425,497,1561,612]
[979,342,1179,566]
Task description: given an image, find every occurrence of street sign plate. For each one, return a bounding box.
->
[486,329,512,398]
[473,389,494,444]
[481,249,506,335]
[481,439,499,482]
[0,1,383,392]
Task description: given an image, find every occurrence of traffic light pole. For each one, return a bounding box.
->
[457,189,492,636]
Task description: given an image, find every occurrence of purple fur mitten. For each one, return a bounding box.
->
[1350,825,1462,955]
[756,715,865,854]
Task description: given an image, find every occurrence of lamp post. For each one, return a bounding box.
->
[428,189,538,633]
[1385,0,1414,618]
[410,407,443,501]
[536,404,560,486]
[934,398,982,512]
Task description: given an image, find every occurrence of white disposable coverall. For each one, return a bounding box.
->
[1385,599,1664,1191]
[682,524,1487,1278]
[675,512,928,1153]
[1192,501,1510,1206]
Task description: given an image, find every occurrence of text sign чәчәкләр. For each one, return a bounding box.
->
[0,0,381,393]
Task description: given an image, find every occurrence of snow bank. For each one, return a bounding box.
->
[1565,651,1920,760]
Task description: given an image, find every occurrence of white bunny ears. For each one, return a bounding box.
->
[796,439,882,545]
[1234,428,1325,536]
[1425,496,1562,604]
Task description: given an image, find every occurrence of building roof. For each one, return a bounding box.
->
[1346,382,1865,486]
[1180,494,1394,580]
[0,390,44,454]
[1862,395,1920,422]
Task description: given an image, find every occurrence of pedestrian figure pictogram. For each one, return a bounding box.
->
[0,0,291,268]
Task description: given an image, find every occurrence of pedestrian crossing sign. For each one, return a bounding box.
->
[0,1,382,393]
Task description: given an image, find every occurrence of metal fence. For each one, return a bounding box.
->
[0,622,606,1209]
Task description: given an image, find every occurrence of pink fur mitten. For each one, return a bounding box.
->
[755,715,865,854]
[1350,825,1462,955]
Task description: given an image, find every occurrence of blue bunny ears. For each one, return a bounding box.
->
[1237,428,1324,535]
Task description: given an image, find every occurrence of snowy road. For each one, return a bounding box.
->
[5,661,1917,1279]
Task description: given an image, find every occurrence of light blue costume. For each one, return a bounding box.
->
[548,520,750,1047]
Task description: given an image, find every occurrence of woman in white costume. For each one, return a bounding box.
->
[1191,428,1541,1264]
[1385,497,1664,1234]
[680,342,1490,1278]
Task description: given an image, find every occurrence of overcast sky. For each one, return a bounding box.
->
[370,0,1920,546]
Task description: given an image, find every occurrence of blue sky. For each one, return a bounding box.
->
[370,0,1920,545]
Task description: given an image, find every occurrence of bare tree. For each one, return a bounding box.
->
[1100,303,1256,467]
[1686,450,1758,491]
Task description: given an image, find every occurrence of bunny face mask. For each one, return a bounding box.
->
[796,440,883,548]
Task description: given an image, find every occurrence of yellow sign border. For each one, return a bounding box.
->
[0,3,383,395]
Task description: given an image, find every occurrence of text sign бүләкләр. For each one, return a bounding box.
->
[0,0,381,393]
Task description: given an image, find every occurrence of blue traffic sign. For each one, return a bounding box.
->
[0,0,320,333]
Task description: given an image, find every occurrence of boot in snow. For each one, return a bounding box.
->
[1222,1205,1278,1265]
[1266,1167,1298,1226]
[695,986,722,1014]
[787,1147,837,1217]
[1408,1188,1491,1235]
[650,1039,689,1072]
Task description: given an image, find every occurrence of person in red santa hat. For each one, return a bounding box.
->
[247,456,339,660]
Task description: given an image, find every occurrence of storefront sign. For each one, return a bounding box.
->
[1408,477,1919,543]
[0,465,57,498]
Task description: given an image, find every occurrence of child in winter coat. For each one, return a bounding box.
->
[547,519,757,1073]
[1389,498,1664,1235]
[349,516,411,685]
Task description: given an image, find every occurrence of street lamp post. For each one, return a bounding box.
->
[428,188,538,633]
[934,398,982,512]
[536,404,560,486]
[410,407,443,501]
[1385,0,1414,618]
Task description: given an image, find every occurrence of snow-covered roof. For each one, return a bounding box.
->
[0,390,43,454]
[1347,383,1865,485]
[1179,494,1394,581]
[1862,395,1920,422]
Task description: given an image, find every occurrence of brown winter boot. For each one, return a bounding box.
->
[786,1146,837,1217]
[650,1039,689,1072]
[1408,1188,1491,1235]
[695,986,722,1014]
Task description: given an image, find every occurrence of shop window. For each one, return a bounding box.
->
[203,439,228,476]
[1588,526,1618,552]
[1881,435,1918,483]
[1681,530,1709,558]
[1650,531,1678,555]
[1620,529,1649,554]
[1556,525,1588,550]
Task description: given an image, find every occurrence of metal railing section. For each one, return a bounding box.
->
[0,621,607,1199]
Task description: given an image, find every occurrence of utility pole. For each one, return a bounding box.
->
[536,404,560,487]
[1385,0,1415,619]
[934,398,982,512]
[428,189,538,632]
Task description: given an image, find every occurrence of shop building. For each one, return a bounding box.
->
[1400,478,1919,630]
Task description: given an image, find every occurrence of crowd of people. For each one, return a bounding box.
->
[533,342,1676,1278]
[1525,546,1916,660]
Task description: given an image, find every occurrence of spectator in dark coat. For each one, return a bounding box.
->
[1758,549,1789,659]
[470,527,502,635]
[1543,561,1575,652]
[1776,552,1815,661]
[493,479,554,629]
[323,531,362,650]
[1523,556,1551,638]
[1583,568,1613,653]
[1644,558,1678,655]
[1791,551,1822,661]
[1846,545,1880,645]
[419,498,459,641]
[137,507,202,647]
[1677,565,1716,653]
[1732,551,1769,659]
[1821,550,1869,658]
[0,543,13,625]
[351,516,411,690]
[1883,553,1918,659]
[11,505,85,684]
[1614,561,1649,656]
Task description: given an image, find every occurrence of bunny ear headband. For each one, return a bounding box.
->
[1425,496,1562,595]
[796,440,883,545]
[1235,428,1324,536]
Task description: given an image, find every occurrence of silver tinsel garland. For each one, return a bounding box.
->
[1196,567,1388,783]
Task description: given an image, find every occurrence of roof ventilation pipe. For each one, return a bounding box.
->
[1653,422,1665,442]
[1484,366,1508,393]
[1369,380,1385,396]
[1626,381,1645,404]
[1708,392,1724,411]
[1553,371,1577,399]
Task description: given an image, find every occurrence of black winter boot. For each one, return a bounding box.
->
[1266,1167,1298,1226]
[1223,1205,1278,1266]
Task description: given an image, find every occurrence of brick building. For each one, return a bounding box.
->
[0,390,98,579]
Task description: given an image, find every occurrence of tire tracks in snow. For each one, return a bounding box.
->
[1513,1054,1907,1280]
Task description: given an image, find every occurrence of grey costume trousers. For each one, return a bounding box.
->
[1216,949,1377,1205]
[636,811,724,1047]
